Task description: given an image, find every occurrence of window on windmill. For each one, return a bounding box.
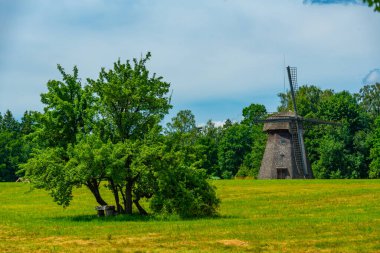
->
[279,137,286,145]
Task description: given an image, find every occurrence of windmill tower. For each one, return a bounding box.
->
[256,66,337,179]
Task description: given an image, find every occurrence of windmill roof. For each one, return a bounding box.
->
[263,111,296,132]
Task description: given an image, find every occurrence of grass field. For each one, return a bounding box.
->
[1,180,379,252]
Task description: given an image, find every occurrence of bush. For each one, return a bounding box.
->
[151,153,220,218]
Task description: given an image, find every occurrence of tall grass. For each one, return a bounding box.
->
[1,180,379,252]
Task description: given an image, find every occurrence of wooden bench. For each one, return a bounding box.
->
[95,205,116,216]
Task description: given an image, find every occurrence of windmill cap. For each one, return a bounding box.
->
[263,111,299,132]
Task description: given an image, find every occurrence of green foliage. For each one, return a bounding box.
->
[166,109,196,134]
[369,117,380,178]
[0,110,29,182]
[39,65,94,148]
[21,54,219,218]
[241,103,267,126]
[216,103,267,179]
[363,0,380,12]
[218,123,252,178]
[88,52,172,142]
[197,120,222,176]
[357,83,380,118]
[20,147,72,206]
[314,91,370,178]
[278,85,333,117]
[165,110,200,155]
[151,151,219,218]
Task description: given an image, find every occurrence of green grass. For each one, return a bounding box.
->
[1,180,379,252]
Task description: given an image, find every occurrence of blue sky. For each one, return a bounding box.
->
[0,0,379,124]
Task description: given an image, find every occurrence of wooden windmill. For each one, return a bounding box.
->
[256,66,337,179]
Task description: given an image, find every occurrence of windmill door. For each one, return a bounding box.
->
[276,168,289,179]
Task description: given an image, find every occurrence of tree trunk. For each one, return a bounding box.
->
[133,197,148,215]
[124,181,133,215]
[86,179,107,206]
[109,179,123,213]
[118,185,127,214]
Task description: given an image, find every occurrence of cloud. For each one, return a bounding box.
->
[363,69,380,85]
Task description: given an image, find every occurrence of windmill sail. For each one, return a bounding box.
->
[286,66,309,178]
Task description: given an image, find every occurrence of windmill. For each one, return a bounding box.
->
[256,66,338,179]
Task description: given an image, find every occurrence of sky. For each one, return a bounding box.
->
[1,0,379,125]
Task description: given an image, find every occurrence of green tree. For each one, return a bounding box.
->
[278,85,333,117]
[313,91,370,178]
[369,117,380,178]
[218,123,252,178]
[166,109,197,135]
[87,53,172,214]
[23,54,219,218]
[357,83,380,119]
[197,120,222,176]
[165,110,200,158]
[241,103,267,126]
[238,103,267,178]
[0,110,23,181]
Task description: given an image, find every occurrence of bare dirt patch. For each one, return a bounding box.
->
[218,239,249,247]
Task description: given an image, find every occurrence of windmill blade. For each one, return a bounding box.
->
[287,66,309,178]
[303,118,341,126]
[287,66,298,116]
[254,117,295,123]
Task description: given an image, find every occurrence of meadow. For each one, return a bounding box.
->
[0,179,379,252]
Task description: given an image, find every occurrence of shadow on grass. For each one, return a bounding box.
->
[50,213,239,223]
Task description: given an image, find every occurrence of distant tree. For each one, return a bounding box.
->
[223,119,233,129]
[278,85,333,117]
[369,117,380,178]
[0,110,23,181]
[218,123,252,178]
[241,103,267,126]
[197,120,222,176]
[357,83,380,118]
[313,91,370,178]
[166,110,197,135]
[165,110,202,164]
[239,103,267,178]
[2,110,20,132]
